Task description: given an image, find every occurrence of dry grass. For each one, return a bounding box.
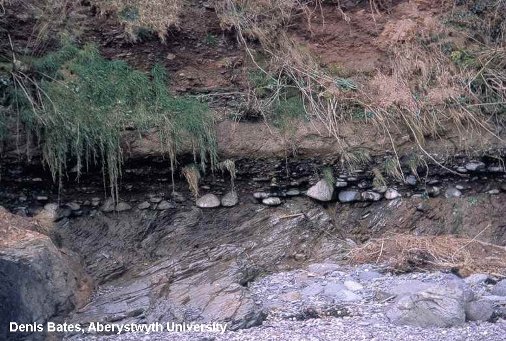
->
[2,0,76,52]
[349,233,506,277]
[182,164,200,199]
[215,0,501,165]
[219,159,236,190]
[92,0,182,41]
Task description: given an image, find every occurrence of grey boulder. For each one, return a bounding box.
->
[196,194,221,208]
[307,180,334,202]
[262,197,282,206]
[465,299,494,321]
[386,285,466,328]
[361,191,381,202]
[338,190,361,203]
[221,191,239,207]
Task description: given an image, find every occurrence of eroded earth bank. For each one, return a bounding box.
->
[1,0,506,340]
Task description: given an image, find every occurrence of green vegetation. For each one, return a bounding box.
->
[4,43,217,201]
[272,95,307,129]
[322,166,335,186]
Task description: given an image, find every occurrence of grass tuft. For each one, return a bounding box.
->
[5,42,217,201]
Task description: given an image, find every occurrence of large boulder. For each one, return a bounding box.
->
[307,180,334,202]
[386,285,466,328]
[0,208,89,341]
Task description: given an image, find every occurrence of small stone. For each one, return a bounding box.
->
[307,180,334,202]
[138,201,150,210]
[101,198,115,212]
[465,161,485,172]
[166,53,176,60]
[253,192,270,199]
[361,191,381,202]
[286,189,300,196]
[427,186,440,197]
[294,253,306,261]
[171,192,185,203]
[445,187,462,198]
[262,197,281,206]
[149,197,163,203]
[357,181,369,189]
[456,185,464,190]
[488,166,504,172]
[488,189,500,195]
[157,200,175,210]
[338,190,361,203]
[43,203,58,213]
[91,198,101,207]
[221,191,239,207]
[196,194,221,208]
[36,196,48,202]
[385,189,401,200]
[66,202,80,211]
[115,202,132,212]
[405,175,417,186]
[416,202,431,212]
[335,181,348,188]
[457,167,467,173]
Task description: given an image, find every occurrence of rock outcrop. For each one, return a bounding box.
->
[0,207,90,341]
